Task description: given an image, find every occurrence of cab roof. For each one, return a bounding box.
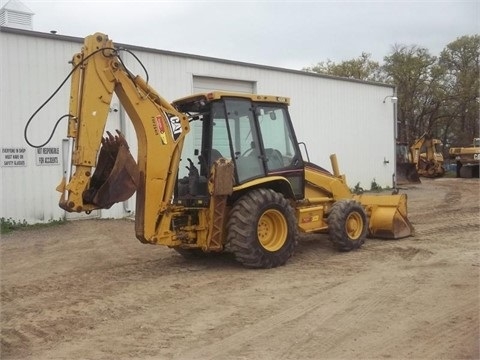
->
[172,91,290,113]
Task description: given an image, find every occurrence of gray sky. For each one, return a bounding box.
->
[8,0,480,70]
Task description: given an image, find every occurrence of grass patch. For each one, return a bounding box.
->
[351,179,392,194]
[1,217,66,235]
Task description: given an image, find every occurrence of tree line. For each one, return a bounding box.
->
[302,35,479,150]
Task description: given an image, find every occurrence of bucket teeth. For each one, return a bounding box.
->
[83,130,139,208]
[102,130,129,150]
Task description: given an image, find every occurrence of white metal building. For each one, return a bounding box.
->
[0,26,398,224]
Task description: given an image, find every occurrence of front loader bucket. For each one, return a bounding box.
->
[396,163,421,184]
[83,131,140,209]
[355,193,415,239]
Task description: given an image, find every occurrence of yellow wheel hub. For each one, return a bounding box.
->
[257,209,287,252]
[345,212,364,240]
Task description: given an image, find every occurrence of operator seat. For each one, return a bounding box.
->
[210,149,223,164]
[198,149,224,175]
[265,148,284,170]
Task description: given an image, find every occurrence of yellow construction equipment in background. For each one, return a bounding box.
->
[449,138,480,178]
[396,133,445,184]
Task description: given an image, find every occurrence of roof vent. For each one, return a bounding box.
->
[0,0,34,30]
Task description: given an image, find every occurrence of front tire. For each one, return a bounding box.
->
[226,189,297,268]
[328,200,367,251]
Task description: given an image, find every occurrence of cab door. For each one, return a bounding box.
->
[223,99,266,183]
[254,105,305,199]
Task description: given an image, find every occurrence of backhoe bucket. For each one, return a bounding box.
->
[396,163,421,184]
[83,131,140,209]
[355,193,415,239]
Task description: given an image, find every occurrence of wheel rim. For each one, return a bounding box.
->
[257,209,287,252]
[345,212,364,240]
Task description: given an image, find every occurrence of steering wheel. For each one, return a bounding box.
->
[241,147,255,157]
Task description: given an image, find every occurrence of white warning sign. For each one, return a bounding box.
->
[36,147,61,166]
[1,147,27,167]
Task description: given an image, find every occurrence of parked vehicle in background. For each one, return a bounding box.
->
[396,133,445,184]
[449,138,480,178]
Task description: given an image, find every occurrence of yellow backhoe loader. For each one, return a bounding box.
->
[45,33,413,268]
[396,133,445,184]
[410,133,445,178]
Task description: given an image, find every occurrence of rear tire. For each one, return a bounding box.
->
[328,200,367,251]
[226,189,297,268]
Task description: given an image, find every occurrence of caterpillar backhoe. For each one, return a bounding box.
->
[53,33,413,268]
[410,133,445,178]
[396,133,445,184]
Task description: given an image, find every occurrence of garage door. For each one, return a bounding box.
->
[193,76,255,94]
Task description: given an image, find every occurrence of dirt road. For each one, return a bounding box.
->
[1,178,479,360]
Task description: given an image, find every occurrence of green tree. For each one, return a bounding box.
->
[438,35,480,146]
[382,45,445,144]
[302,35,479,150]
[303,52,383,82]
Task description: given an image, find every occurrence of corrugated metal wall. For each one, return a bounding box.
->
[0,28,397,224]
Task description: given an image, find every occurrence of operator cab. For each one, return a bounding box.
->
[172,92,305,206]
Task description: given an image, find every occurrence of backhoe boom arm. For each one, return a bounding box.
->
[57,33,190,244]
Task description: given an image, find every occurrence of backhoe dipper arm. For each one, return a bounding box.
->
[409,132,430,165]
[57,33,189,244]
